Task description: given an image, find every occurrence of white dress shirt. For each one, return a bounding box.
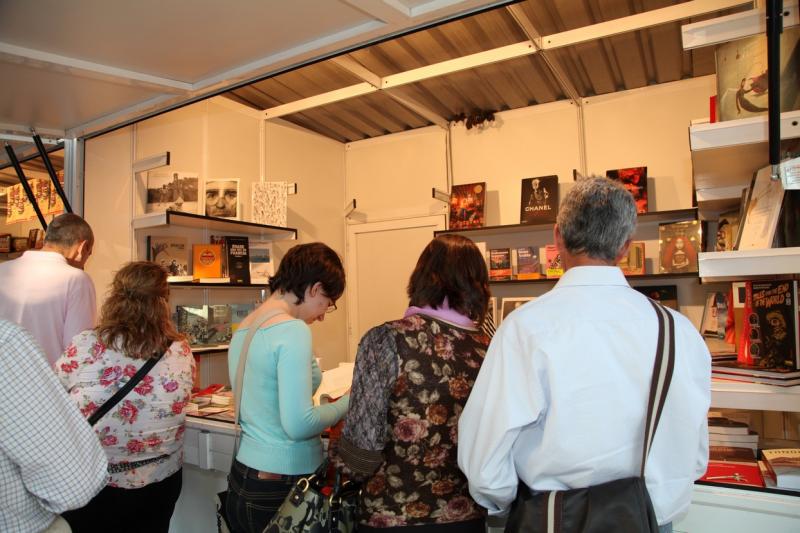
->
[0,250,96,365]
[0,320,108,532]
[458,266,710,525]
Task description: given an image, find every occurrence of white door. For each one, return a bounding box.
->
[345,215,446,360]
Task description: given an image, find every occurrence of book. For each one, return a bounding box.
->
[489,248,512,281]
[701,458,764,487]
[708,417,750,435]
[739,280,799,370]
[633,285,678,310]
[761,449,800,490]
[147,235,190,281]
[500,297,535,324]
[230,303,256,334]
[252,181,288,227]
[658,220,702,274]
[715,209,740,252]
[709,431,759,445]
[709,445,757,460]
[207,304,233,344]
[738,159,792,250]
[715,25,799,122]
[515,246,541,280]
[606,166,647,214]
[701,291,732,340]
[192,244,224,279]
[175,306,212,346]
[249,241,274,285]
[519,175,559,224]
[544,244,563,278]
[712,361,800,380]
[449,182,486,230]
[210,235,228,276]
[224,236,250,284]
[617,241,645,276]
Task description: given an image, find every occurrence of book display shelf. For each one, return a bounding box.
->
[676,6,800,531]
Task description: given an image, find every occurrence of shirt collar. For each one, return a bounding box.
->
[22,250,67,264]
[553,266,630,289]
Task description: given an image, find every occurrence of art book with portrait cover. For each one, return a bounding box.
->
[519,175,558,224]
[737,279,799,371]
[449,182,486,230]
[658,220,702,274]
[606,166,647,214]
[147,235,191,281]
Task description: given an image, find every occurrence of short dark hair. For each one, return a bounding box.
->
[44,213,93,247]
[269,243,345,304]
[407,234,490,324]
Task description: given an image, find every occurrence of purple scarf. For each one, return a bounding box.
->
[403,297,474,328]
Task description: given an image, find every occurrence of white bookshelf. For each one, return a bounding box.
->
[132,211,297,241]
[681,1,798,50]
[711,380,800,412]
[698,247,800,280]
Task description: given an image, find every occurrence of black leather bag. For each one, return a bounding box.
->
[505,300,675,533]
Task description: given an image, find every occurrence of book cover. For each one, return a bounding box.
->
[175,305,210,346]
[230,303,255,334]
[738,160,791,250]
[617,241,645,276]
[249,241,274,285]
[147,235,190,279]
[633,285,678,310]
[515,246,541,280]
[708,417,750,436]
[544,244,563,278]
[489,248,512,281]
[709,431,759,444]
[715,25,799,122]
[207,304,233,344]
[701,291,731,340]
[700,461,764,487]
[192,244,223,279]
[204,178,240,219]
[252,181,288,227]
[715,209,740,252]
[519,175,558,224]
[606,167,647,214]
[145,171,200,214]
[761,449,800,490]
[658,220,701,274]
[224,236,251,285]
[743,280,799,370]
[449,182,486,230]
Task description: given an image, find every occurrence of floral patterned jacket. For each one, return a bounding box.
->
[55,331,195,489]
[337,314,489,528]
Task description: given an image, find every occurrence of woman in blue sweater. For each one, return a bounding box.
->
[225,242,350,533]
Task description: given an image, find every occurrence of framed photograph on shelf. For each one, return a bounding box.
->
[145,171,199,214]
[499,297,535,325]
[204,178,240,219]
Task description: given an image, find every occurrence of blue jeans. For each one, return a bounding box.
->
[225,459,307,533]
[659,523,673,533]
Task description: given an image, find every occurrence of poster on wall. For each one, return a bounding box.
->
[203,178,240,219]
[252,181,288,227]
[145,171,199,214]
[4,176,64,224]
[715,26,800,122]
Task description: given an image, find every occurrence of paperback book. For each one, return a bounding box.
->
[514,246,541,280]
[224,236,251,285]
[606,166,647,214]
[519,175,558,224]
[489,248,512,281]
[449,182,486,230]
[192,244,224,279]
[738,279,799,370]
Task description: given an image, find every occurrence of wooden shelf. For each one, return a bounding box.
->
[698,247,800,281]
[489,272,699,285]
[132,211,297,240]
[435,208,698,238]
[711,379,800,412]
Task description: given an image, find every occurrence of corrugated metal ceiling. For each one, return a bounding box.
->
[226,0,746,143]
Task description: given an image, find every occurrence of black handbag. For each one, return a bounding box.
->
[505,300,675,533]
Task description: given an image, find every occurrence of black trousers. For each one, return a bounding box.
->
[225,459,308,533]
[62,469,182,533]
[359,518,486,533]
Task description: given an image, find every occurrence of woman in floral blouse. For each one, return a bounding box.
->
[56,261,194,533]
[336,234,491,532]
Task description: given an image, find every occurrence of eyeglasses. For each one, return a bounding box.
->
[326,302,337,314]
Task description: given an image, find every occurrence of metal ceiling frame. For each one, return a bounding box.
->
[260,0,751,121]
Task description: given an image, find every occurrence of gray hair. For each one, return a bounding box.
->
[44,213,94,247]
[556,176,637,261]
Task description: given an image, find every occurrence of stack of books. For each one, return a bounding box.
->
[708,416,759,453]
[711,361,800,387]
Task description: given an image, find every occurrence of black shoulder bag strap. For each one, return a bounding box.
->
[641,299,677,476]
[88,351,163,426]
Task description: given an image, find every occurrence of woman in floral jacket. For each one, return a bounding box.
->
[56,261,194,533]
[336,234,491,532]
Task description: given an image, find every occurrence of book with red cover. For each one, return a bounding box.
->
[701,461,765,487]
[449,182,486,230]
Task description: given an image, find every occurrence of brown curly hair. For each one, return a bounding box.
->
[96,261,184,359]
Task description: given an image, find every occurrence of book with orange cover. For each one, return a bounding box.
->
[192,244,223,279]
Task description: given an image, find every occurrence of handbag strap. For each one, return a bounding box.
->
[640,300,676,477]
[232,307,289,455]
[88,351,162,426]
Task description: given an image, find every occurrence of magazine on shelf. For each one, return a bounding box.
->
[448,182,486,230]
[606,166,648,214]
[519,175,559,224]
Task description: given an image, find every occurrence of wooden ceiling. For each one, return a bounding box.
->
[226,0,748,143]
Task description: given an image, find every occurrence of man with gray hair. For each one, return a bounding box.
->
[0,213,97,365]
[458,177,710,532]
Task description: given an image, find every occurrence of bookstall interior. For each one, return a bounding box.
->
[2,1,799,531]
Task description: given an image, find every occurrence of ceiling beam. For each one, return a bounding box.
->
[0,42,192,93]
[540,0,753,51]
[261,0,749,120]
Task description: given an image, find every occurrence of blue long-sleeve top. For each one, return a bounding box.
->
[228,319,350,474]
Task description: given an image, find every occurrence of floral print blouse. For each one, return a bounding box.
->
[55,331,195,489]
[336,314,489,528]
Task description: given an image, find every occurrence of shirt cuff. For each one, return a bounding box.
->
[339,435,383,476]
